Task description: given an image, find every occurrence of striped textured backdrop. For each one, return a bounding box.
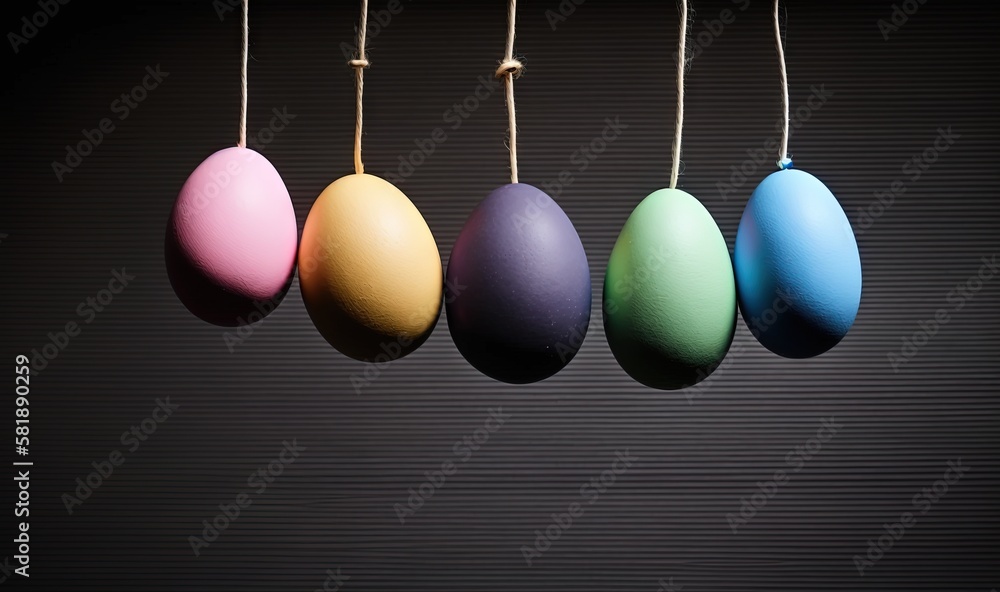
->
[1,0,998,589]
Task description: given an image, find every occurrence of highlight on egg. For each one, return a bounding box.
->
[734,168,862,358]
[165,147,298,327]
[446,183,592,384]
[603,188,737,390]
[298,173,443,362]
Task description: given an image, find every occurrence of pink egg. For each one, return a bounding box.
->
[166,147,298,326]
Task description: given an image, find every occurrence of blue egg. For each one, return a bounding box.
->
[446,183,592,384]
[734,168,861,358]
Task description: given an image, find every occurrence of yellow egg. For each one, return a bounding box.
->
[299,173,443,362]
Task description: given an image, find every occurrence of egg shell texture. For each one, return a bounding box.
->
[298,173,443,362]
[446,183,592,384]
[603,188,736,390]
[166,147,297,326]
[734,168,862,358]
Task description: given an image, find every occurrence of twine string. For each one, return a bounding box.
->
[238,0,248,148]
[349,0,371,174]
[495,0,524,184]
[669,0,688,189]
[775,0,792,169]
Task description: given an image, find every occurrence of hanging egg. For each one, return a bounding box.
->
[299,173,442,362]
[166,147,298,326]
[446,183,591,384]
[604,188,736,390]
[734,168,862,358]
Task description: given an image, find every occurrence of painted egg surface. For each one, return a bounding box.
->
[166,147,298,326]
[299,173,443,362]
[604,188,736,390]
[734,168,862,358]
[446,183,591,384]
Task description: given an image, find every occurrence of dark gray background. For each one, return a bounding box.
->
[1,0,998,589]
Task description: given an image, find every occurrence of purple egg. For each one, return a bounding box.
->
[446,183,592,383]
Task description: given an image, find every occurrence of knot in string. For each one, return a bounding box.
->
[495,58,523,79]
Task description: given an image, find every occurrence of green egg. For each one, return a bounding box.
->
[603,188,737,390]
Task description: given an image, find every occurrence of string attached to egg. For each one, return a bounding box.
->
[237,0,249,150]
[495,3,523,184]
[445,0,592,384]
[773,0,792,172]
[298,0,444,363]
[732,0,862,358]
[166,0,299,327]
[348,3,370,175]
[603,0,737,390]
